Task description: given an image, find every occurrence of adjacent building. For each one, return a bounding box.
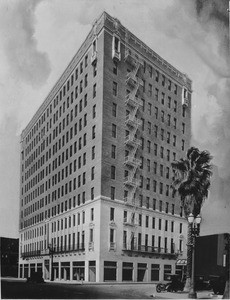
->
[1,237,19,277]
[19,11,192,282]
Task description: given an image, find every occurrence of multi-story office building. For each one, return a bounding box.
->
[19,12,192,283]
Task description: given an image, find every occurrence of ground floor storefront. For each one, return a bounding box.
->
[19,255,185,283]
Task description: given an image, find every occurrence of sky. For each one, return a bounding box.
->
[0,0,229,238]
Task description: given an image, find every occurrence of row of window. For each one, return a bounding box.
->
[21,187,95,229]
[24,87,97,165]
[24,40,97,146]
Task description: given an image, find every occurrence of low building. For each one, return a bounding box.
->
[1,237,19,277]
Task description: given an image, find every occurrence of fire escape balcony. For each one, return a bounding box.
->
[125,93,142,108]
[124,155,141,168]
[126,72,143,87]
[125,50,142,67]
[182,95,189,106]
[123,197,136,206]
[91,51,97,65]
[112,48,121,61]
[125,115,142,127]
[125,134,141,147]
[123,217,138,227]
[124,176,140,187]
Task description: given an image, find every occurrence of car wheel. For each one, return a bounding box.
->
[156,285,161,293]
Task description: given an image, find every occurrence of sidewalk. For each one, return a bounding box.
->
[153,290,223,299]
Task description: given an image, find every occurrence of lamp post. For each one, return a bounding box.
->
[48,243,55,281]
[188,213,202,299]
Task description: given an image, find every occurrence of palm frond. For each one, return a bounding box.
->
[171,146,213,217]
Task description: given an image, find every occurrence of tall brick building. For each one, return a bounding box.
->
[19,12,192,282]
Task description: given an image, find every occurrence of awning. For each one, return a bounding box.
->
[176,259,187,266]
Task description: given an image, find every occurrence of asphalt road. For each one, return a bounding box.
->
[1,278,218,299]
[1,278,158,299]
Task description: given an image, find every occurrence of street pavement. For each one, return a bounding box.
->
[1,277,224,299]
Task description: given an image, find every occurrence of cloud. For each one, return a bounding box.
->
[151,0,230,233]
[0,0,229,237]
[0,0,51,88]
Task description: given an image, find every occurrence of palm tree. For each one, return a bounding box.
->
[171,147,212,292]
[223,233,230,299]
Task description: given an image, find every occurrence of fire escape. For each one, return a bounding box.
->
[123,47,143,251]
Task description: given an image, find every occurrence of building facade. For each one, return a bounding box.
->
[19,12,192,283]
[1,237,19,277]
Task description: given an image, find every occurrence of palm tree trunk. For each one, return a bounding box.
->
[223,244,230,299]
[184,222,192,292]
[223,280,229,299]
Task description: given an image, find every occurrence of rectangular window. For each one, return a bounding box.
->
[153,198,156,210]
[112,103,117,117]
[159,200,163,211]
[92,146,95,160]
[91,166,95,180]
[168,80,171,90]
[139,214,142,226]
[92,125,96,139]
[174,100,177,112]
[147,159,150,172]
[159,218,162,230]
[113,82,118,96]
[91,208,94,221]
[165,220,168,231]
[111,145,116,159]
[155,107,158,119]
[111,166,116,180]
[152,217,155,229]
[112,124,117,138]
[168,96,171,108]
[148,84,152,97]
[151,264,160,281]
[182,123,185,134]
[166,202,169,213]
[171,221,174,232]
[162,74,165,86]
[159,182,163,194]
[85,54,88,67]
[148,122,151,134]
[91,187,94,200]
[113,61,118,75]
[93,84,96,98]
[153,180,157,193]
[111,186,115,200]
[161,92,165,105]
[155,88,159,101]
[172,204,175,215]
[84,74,88,87]
[174,84,178,95]
[110,207,115,221]
[155,70,159,82]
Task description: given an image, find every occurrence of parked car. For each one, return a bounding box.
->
[195,275,211,291]
[209,275,226,295]
[156,274,184,293]
[27,271,44,283]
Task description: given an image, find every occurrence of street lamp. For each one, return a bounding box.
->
[188,213,202,299]
[48,243,55,281]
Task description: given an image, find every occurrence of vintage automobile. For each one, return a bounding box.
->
[156,274,184,293]
[27,270,44,283]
